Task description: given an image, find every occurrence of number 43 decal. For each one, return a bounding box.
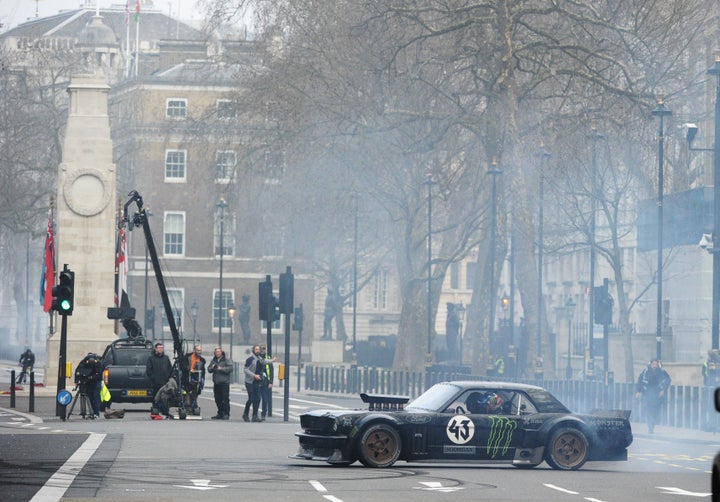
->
[446,415,475,444]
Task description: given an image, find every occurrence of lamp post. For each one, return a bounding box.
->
[536,147,550,379]
[709,56,720,351]
[217,197,227,348]
[488,161,502,373]
[352,194,358,366]
[228,304,236,360]
[424,174,437,367]
[565,296,576,380]
[587,126,603,379]
[651,97,672,360]
[191,300,198,345]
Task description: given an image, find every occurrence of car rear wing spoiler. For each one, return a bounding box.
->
[360,393,410,411]
[588,409,631,420]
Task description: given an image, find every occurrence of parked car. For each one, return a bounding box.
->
[291,381,633,470]
[101,338,155,406]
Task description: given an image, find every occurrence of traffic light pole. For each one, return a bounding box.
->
[55,313,68,420]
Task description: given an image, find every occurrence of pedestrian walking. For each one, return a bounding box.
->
[259,345,274,419]
[147,342,173,417]
[635,358,671,433]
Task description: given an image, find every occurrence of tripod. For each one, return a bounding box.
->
[67,384,95,419]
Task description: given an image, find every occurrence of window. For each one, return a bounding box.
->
[215,151,236,183]
[213,290,234,331]
[214,210,235,256]
[165,150,186,181]
[373,269,388,309]
[166,98,187,118]
[164,212,185,256]
[450,262,460,289]
[216,99,237,119]
[161,289,184,333]
[261,226,284,258]
[466,262,477,289]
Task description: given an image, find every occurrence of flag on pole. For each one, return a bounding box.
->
[40,212,55,313]
[135,0,141,22]
[124,1,129,25]
[115,227,130,308]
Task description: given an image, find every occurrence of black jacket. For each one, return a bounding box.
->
[146,352,173,388]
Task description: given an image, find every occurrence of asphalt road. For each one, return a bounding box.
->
[0,362,718,501]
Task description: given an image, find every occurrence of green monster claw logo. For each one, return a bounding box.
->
[486,416,517,458]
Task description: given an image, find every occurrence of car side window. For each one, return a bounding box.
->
[517,393,538,415]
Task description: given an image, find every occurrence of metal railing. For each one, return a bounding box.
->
[303,364,720,432]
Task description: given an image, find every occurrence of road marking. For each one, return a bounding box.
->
[584,498,607,502]
[544,484,579,495]
[174,479,228,490]
[414,481,464,492]
[30,432,105,502]
[657,486,711,497]
[309,480,327,492]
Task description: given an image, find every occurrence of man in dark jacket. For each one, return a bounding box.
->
[208,347,233,419]
[635,358,671,433]
[146,342,172,402]
[75,352,104,418]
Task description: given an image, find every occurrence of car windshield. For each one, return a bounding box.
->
[406,383,461,412]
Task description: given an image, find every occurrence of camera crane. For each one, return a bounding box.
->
[122,190,188,419]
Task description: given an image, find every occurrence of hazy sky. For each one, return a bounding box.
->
[0,0,204,31]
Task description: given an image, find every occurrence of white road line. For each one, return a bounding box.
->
[30,432,106,502]
[585,498,607,502]
[323,496,344,502]
[544,483,579,495]
[309,480,327,492]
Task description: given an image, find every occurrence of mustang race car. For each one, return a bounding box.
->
[291,381,632,470]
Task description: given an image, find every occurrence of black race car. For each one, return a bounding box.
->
[291,381,632,470]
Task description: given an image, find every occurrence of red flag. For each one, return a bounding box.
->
[124,1,129,25]
[115,227,129,308]
[40,213,55,312]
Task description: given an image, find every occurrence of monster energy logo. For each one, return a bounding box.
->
[486,416,517,458]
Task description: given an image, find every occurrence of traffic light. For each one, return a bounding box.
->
[593,282,612,325]
[279,266,294,314]
[52,266,75,315]
[259,276,272,321]
[271,294,281,322]
[292,304,304,332]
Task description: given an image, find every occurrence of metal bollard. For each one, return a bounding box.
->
[29,372,35,412]
[10,370,16,408]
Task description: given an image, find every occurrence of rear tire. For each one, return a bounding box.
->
[544,427,589,470]
[358,423,401,468]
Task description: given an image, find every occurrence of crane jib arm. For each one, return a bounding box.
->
[122,191,188,378]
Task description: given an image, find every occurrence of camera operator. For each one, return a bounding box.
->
[75,352,104,418]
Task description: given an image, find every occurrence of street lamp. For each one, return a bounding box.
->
[424,174,437,367]
[651,96,672,360]
[501,293,510,320]
[228,304,236,360]
[536,147,550,380]
[191,299,198,345]
[709,55,720,351]
[352,194,358,366]
[587,126,603,379]
[565,296,576,380]
[217,197,227,348]
[488,161,502,372]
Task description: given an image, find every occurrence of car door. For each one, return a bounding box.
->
[426,390,525,462]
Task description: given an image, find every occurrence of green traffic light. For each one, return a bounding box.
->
[60,299,72,311]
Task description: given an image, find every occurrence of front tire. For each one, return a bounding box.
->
[544,427,589,470]
[358,423,401,468]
